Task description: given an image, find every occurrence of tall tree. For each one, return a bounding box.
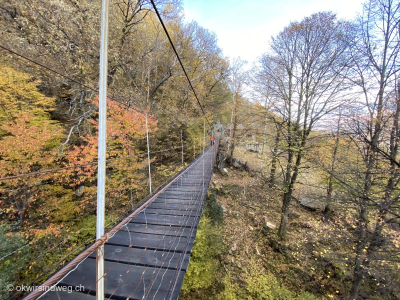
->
[343,0,400,298]
[258,12,350,237]
[227,58,248,160]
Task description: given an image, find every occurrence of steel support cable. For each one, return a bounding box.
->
[0,146,187,181]
[4,208,121,270]
[0,243,29,261]
[11,215,124,299]
[0,44,145,115]
[149,0,211,127]
[23,148,209,300]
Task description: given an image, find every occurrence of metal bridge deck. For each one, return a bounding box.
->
[34,145,217,300]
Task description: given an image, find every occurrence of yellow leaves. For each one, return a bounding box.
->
[0,66,56,121]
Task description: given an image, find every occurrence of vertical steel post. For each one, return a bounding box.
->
[146,114,152,194]
[96,0,109,299]
[203,118,205,191]
[181,130,184,167]
[203,118,206,153]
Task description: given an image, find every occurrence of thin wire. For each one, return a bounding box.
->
[0,243,29,261]
[0,44,144,115]
[36,252,93,300]
[149,172,204,299]
[12,216,121,298]
[151,147,213,299]
[127,171,203,299]
[149,0,211,126]
[0,146,186,181]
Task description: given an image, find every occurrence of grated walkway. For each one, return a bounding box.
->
[33,144,218,300]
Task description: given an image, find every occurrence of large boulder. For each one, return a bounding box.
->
[300,198,324,211]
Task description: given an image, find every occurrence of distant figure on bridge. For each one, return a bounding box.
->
[210,135,215,146]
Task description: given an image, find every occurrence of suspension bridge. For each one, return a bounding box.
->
[0,0,222,298]
[24,141,218,300]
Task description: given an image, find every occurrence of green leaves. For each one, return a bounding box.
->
[181,216,224,296]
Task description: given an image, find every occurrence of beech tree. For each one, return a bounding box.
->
[257,12,351,237]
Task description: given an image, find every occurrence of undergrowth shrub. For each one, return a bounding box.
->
[204,188,223,225]
[180,216,225,298]
[0,223,29,300]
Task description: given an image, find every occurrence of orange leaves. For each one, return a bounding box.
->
[28,224,61,240]
[0,67,65,225]
[109,100,157,149]
[0,66,160,237]
[0,113,61,177]
[58,97,158,214]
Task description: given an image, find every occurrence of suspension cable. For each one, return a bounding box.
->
[0,44,144,115]
[149,0,211,127]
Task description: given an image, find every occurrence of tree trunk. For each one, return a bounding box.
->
[229,94,239,162]
[269,130,280,188]
[278,130,306,238]
[261,123,267,155]
[349,205,367,300]
[278,184,293,237]
[324,114,341,219]
[278,147,294,238]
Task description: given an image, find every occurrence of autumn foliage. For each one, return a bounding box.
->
[0,67,159,295]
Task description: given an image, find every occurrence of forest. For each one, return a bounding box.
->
[0,0,399,299]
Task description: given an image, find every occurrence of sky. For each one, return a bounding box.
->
[181,0,365,65]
